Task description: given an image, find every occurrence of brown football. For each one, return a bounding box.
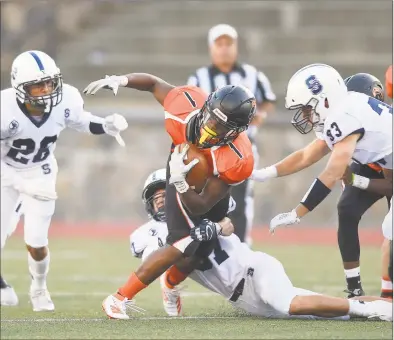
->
[181,143,210,193]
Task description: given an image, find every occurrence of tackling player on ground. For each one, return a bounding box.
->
[84,72,256,318]
[126,168,392,321]
[130,168,235,316]
[0,50,128,310]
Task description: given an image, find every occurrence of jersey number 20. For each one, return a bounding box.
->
[6,135,58,165]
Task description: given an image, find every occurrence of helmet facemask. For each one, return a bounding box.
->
[290,98,324,134]
[15,74,63,114]
[143,185,166,222]
[195,102,246,148]
[372,84,384,101]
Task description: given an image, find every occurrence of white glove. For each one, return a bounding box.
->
[15,178,57,201]
[169,144,199,193]
[250,165,277,182]
[269,209,300,234]
[83,75,128,96]
[103,113,128,147]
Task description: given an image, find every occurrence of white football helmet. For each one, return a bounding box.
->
[11,50,63,113]
[142,168,167,222]
[285,63,347,134]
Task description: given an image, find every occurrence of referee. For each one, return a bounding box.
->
[187,24,276,245]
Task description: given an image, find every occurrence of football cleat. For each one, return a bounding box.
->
[160,274,183,316]
[102,293,145,320]
[1,285,19,306]
[344,288,365,299]
[29,288,55,312]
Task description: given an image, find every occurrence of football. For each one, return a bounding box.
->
[181,143,210,192]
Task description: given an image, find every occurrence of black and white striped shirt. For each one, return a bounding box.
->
[187,63,276,105]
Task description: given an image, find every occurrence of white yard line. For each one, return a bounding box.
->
[7,291,217,298]
[1,316,240,323]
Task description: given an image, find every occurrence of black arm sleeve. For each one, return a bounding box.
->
[89,122,105,135]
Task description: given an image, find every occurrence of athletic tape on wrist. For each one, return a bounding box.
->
[173,180,189,194]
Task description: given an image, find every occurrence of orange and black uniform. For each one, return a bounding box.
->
[163,86,254,256]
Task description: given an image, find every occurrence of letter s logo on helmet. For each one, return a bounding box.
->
[305,75,323,95]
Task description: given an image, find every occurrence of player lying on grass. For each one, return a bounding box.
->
[130,168,236,316]
[250,64,392,254]
[121,168,392,321]
[0,51,128,310]
[84,74,256,318]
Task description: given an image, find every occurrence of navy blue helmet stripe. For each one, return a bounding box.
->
[29,52,45,71]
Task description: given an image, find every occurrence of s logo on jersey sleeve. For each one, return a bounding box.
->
[8,120,19,136]
[305,75,323,95]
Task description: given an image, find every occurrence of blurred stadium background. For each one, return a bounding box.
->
[1,0,392,227]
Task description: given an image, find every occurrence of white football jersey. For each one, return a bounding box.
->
[130,220,168,258]
[1,84,103,169]
[317,92,392,168]
[189,235,254,299]
[130,219,252,300]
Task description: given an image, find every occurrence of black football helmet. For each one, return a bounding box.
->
[344,73,384,101]
[187,85,257,148]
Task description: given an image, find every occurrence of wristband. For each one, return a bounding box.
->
[352,174,370,190]
[300,178,331,211]
[265,165,278,178]
[118,76,129,87]
[173,180,189,194]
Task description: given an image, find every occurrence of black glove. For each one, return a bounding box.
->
[190,219,222,241]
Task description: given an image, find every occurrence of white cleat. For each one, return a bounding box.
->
[102,294,145,320]
[1,285,19,306]
[366,300,393,321]
[29,288,55,312]
[102,294,130,320]
[160,274,183,317]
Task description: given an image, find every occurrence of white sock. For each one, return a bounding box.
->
[347,299,369,317]
[344,267,360,278]
[28,250,50,291]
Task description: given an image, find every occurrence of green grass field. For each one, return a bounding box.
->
[1,236,392,339]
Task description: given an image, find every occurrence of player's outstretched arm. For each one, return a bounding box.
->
[342,167,393,196]
[269,134,359,233]
[83,73,175,106]
[251,138,330,182]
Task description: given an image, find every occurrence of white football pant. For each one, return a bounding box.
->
[231,251,348,320]
[1,158,58,249]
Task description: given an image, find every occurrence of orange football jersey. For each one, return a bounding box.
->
[164,85,254,185]
[385,65,392,99]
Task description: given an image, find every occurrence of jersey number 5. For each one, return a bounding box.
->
[6,135,58,165]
